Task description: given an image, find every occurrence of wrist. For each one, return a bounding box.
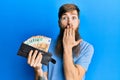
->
[63,46,72,51]
[63,47,72,56]
[35,68,43,76]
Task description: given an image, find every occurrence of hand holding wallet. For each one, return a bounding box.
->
[17,35,56,65]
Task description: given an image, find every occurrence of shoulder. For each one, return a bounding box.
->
[80,40,94,56]
[74,40,94,63]
[74,40,94,71]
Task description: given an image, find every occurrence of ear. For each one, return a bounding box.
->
[78,19,80,24]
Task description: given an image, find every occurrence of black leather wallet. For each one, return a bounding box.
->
[17,43,56,65]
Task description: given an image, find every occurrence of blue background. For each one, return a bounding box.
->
[0,0,120,80]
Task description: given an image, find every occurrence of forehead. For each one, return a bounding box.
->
[62,10,78,16]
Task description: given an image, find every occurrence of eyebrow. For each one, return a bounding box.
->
[62,13,78,16]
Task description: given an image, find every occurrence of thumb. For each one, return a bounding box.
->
[74,39,82,46]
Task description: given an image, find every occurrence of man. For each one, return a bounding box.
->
[27,4,94,80]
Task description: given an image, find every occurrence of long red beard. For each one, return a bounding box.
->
[55,28,81,58]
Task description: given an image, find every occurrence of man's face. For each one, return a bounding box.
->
[59,10,80,31]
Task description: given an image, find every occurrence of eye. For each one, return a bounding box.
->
[72,16,77,20]
[61,16,68,21]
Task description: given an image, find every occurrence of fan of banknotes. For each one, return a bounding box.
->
[24,36,51,52]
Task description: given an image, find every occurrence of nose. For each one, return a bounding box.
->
[67,18,72,27]
[68,18,71,24]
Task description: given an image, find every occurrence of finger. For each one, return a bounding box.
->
[63,29,67,38]
[33,53,42,67]
[37,53,43,67]
[75,39,82,46]
[69,28,72,36]
[66,28,69,37]
[71,28,73,36]
[27,50,33,64]
[30,50,38,66]
[72,28,75,37]
[67,27,70,36]
[66,25,70,36]
[66,25,70,28]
